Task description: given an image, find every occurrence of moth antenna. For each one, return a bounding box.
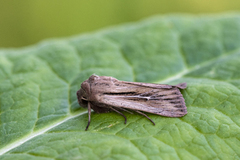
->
[85,102,91,131]
[134,110,155,125]
[117,108,133,114]
[110,107,127,124]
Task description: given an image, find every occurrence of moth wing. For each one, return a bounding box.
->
[121,81,187,89]
[99,87,187,117]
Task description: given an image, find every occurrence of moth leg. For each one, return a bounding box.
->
[85,102,91,131]
[135,110,155,125]
[117,108,133,114]
[109,107,127,124]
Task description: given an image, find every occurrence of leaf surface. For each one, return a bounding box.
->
[1,14,240,160]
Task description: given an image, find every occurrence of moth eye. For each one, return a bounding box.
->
[82,96,87,100]
[81,97,88,105]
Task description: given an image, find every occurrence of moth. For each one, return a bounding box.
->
[77,75,187,130]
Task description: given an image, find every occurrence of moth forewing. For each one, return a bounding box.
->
[77,74,187,130]
[100,86,187,117]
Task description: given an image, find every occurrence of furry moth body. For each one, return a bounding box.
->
[77,75,187,130]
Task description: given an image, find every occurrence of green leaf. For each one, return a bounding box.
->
[1,13,240,159]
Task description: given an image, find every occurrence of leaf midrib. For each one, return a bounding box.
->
[0,111,88,155]
[157,48,240,84]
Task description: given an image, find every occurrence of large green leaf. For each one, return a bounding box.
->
[1,14,240,160]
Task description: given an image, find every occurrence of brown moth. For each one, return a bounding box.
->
[77,74,187,130]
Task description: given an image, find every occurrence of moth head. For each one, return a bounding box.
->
[76,80,91,108]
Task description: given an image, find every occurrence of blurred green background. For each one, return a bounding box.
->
[0,0,239,48]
